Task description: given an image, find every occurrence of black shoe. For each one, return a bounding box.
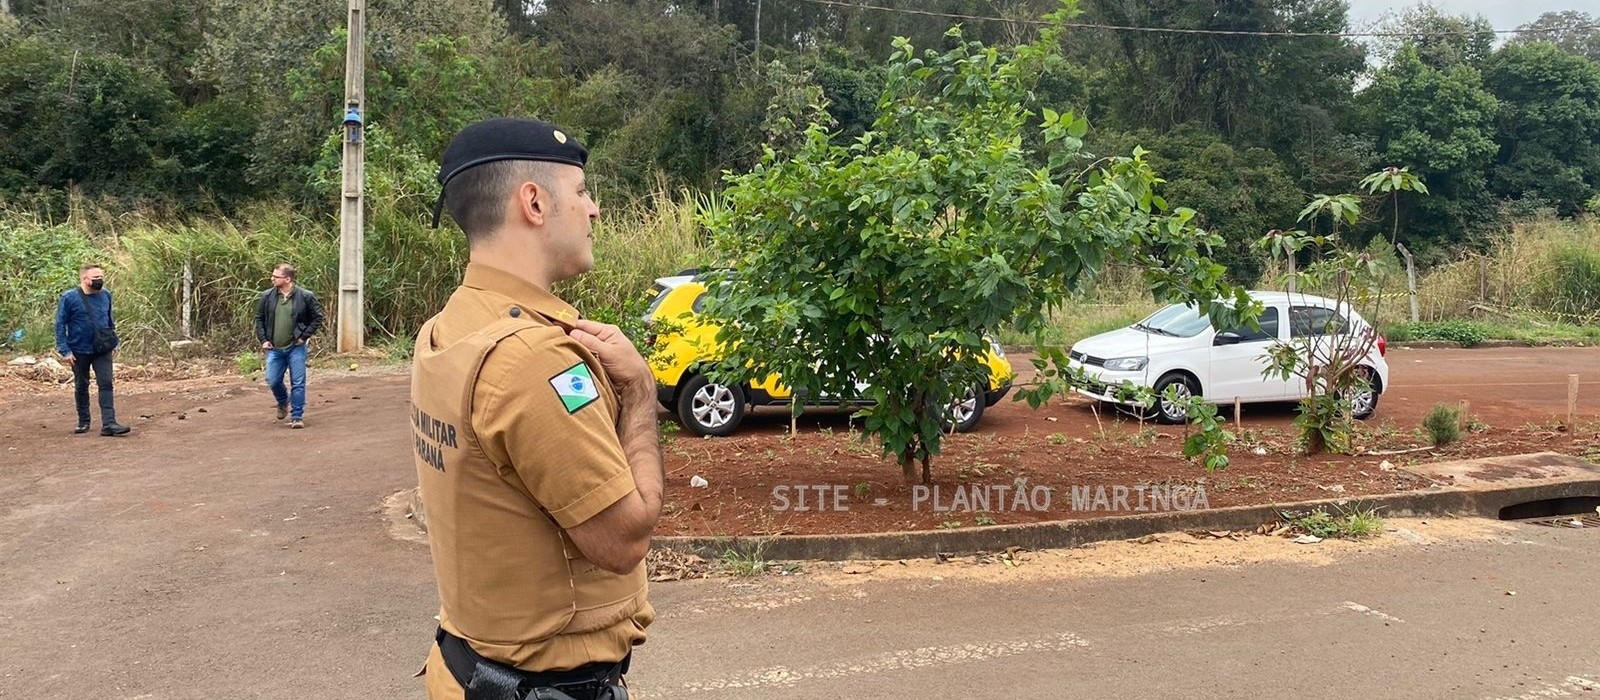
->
[75,422,91,434]
[101,423,131,437]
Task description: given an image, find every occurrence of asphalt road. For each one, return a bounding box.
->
[629,521,1600,699]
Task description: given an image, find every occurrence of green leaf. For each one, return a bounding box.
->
[1067,115,1088,139]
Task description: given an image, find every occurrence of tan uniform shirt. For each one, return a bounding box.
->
[411,263,652,697]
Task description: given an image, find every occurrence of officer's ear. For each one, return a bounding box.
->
[516,180,547,227]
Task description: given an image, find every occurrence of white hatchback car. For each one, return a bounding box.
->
[1066,291,1390,423]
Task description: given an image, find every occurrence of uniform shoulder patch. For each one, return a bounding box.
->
[549,361,600,414]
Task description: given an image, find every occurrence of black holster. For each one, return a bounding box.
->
[435,627,630,700]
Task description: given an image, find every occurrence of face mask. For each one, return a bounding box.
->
[89,279,105,291]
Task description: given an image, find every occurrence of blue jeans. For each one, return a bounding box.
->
[266,344,308,420]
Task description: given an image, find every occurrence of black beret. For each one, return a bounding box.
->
[432,118,588,227]
[438,117,588,187]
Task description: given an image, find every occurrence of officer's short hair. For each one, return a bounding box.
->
[80,263,103,274]
[443,160,558,246]
[275,263,297,281]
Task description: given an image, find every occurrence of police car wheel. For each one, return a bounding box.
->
[676,374,747,437]
[943,383,986,433]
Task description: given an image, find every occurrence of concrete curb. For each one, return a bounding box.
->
[649,476,1600,562]
[395,456,1600,563]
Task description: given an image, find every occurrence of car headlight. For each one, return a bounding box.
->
[1103,356,1148,371]
[990,341,1005,358]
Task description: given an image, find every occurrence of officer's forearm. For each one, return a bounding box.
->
[618,388,664,521]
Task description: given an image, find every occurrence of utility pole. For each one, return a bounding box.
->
[337,0,366,353]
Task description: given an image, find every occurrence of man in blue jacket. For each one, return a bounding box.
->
[55,263,130,436]
[254,263,324,428]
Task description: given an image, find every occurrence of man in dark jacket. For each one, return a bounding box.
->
[255,263,325,428]
[55,263,129,436]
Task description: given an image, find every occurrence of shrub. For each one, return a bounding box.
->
[1388,321,1488,347]
[0,216,106,353]
[1422,403,1463,446]
[1286,503,1384,539]
[234,350,264,375]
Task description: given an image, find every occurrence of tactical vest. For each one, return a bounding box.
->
[411,314,647,665]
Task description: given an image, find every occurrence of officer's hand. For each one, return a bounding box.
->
[569,320,652,398]
[62,353,75,368]
[261,341,273,350]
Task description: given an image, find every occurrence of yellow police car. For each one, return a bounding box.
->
[642,270,1014,436]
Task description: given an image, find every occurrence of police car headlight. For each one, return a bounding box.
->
[1103,356,1148,371]
[990,341,1005,358]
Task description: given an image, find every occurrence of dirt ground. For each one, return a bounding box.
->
[4,347,1600,540]
[655,347,1600,535]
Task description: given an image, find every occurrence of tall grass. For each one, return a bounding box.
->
[1,194,707,357]
[1249,218,1600,332]
[0,124,710,357]
[555,189,710,326]
[1414,218,1600,325]
[0,211,107,353]
[998,264,1162,347]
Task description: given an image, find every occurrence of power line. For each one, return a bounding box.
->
[791,0,1599,39]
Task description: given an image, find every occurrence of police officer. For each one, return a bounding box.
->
[410,118,664,700]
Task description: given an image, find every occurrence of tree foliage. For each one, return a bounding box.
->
[1511,11,1600,63]
[1482,42,1600,216]
[700,4,1252,483]
[1357,44,1500,254]
[2,0,1599,300]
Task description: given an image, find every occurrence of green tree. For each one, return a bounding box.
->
[0,35,180,201]
[700,4,1252,484]
[1086,0,1364,150]
[1511,11,1600,62]
[1482,42,1600,216]
[1356,44,1499,254]
[1370,5,1495,70]
[1092,126,1303,285]
[530,0,757,195]
[196,0,514,196]
[18,0,212,102]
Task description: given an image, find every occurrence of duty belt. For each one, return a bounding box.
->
[435,627,631,700]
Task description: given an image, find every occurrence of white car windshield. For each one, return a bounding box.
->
[1133,303,1214,338]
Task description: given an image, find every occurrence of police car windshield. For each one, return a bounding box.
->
[1134,303,1214,338]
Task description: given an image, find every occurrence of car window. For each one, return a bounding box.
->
[691,291,709,314]
[1136,303,1215,338]
[1289,306,1350,337]
[1219,307,1279,342]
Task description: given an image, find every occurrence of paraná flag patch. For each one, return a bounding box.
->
[549,362,600,414]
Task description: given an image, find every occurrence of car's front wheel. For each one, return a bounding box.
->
[676,374,747,437]
[1150,372,1200,425]
[944,383,986,433]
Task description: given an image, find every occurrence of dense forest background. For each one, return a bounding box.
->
[2,0,1599,352]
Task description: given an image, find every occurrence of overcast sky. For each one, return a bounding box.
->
[1343,0,1576,33]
